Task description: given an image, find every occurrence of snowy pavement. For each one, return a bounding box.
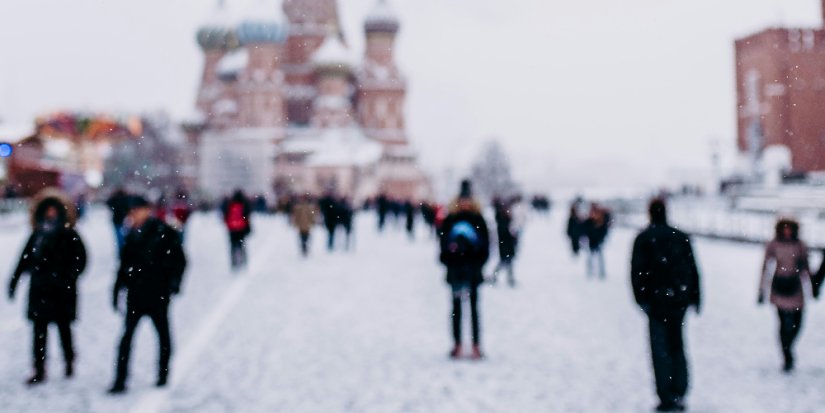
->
[2,207,825,412]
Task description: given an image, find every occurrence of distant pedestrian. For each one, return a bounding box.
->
[291,196,318,257]
[440,180,489,360]
[582,204,610,278]
[492,198,517,287]
[109,196,186,393]
[223,190,252,270]
[421,202,437,235]
[566,205,582,256]
[319,193,339,250]
[631,199,701,412]
[170,190,193,242]
[758,218,813,372]
[75,193,87,220]
[337,197,354,250]
[377,195,389,232]
[8,190,87,385]
[106,188,130,256]
[404,201,415,239]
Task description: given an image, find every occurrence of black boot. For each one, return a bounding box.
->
[26,367,46,386]
[108,379,126,394]
[783,349,794,372]
[65,360,74,378]
[156,371,168,387]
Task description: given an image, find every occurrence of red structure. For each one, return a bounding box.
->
[735,1,825,173]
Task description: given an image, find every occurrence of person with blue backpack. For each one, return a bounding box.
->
[439,180,490,360]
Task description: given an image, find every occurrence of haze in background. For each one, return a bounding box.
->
[0,0,821,194]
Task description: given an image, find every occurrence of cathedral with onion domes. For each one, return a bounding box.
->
[185,0,430,202]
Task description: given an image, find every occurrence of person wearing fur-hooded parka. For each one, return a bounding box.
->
[758,218,813,372]
[8,189,87,385]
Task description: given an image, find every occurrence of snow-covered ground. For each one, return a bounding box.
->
[1,206,825,412]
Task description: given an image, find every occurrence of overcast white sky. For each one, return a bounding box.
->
[0,0,822,193]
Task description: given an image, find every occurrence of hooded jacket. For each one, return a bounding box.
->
[10,189,87,322]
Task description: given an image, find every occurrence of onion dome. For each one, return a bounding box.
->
[236,0,289,45]
[197,1,238,50]
[312,36,354,76]
[364,0,400,34]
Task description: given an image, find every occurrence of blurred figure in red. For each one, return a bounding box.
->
[170,189,194,242]
[222,190,252,271]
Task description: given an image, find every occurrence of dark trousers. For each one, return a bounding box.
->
[33,320,74,371]
[299,231,310,255]
[778,308,803,358]
[452,285,480,345]
[569,236,580,255]
[648,311,688,405]
[114,305,171,385]
[229,232,247,269]
[326,226,336,250]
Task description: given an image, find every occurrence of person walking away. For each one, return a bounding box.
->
[170,190,193,243]
[75,193,87,221]
[223,191,252,270]
[583,204,609,278]
[319,194,338,250]
[106,188,130,256]
[566,205,582,256]
[492,198,517,287]
[758,218,813,372]
[8,190,87,385]
[337,197,354,250]
[109,196,186,393]
[421,202,437,236]
[404,201,415,240]
[377,195,389,232]
[291,196,318,257]
[631,199,701,412]
[440,180,489,360]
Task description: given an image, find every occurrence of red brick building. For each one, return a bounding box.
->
[735,1,825,173]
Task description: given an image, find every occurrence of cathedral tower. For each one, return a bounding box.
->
[310,36,354,128]
[283,0,343,124]
[195,1,236,119]
[356,0,407,145]
[234,0,289,128]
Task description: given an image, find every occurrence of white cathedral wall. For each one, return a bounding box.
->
[198,130,277,200]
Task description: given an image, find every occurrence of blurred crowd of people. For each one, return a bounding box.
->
[23,179,820,412]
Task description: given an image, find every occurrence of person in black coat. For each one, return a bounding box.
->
[404,201,415,239]
[582,204,610,278]
[566,205,582,256]
[8,190,87,385]
[106,188,130,256]
[492,198,517,287]
[440,180,490,360]
[319,194,338,250]
[377,195,389,232]
[631,199,701,412]
[336,197,354,250]
[109,196,186,393]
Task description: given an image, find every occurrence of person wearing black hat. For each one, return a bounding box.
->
[8,189,87,385]
[108,196,186,394]
[631,199,701,412]
[439,180,489,360]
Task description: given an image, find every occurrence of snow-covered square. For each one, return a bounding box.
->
[1,207,824,412]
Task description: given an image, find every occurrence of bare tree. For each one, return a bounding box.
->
[470,139,519,202]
